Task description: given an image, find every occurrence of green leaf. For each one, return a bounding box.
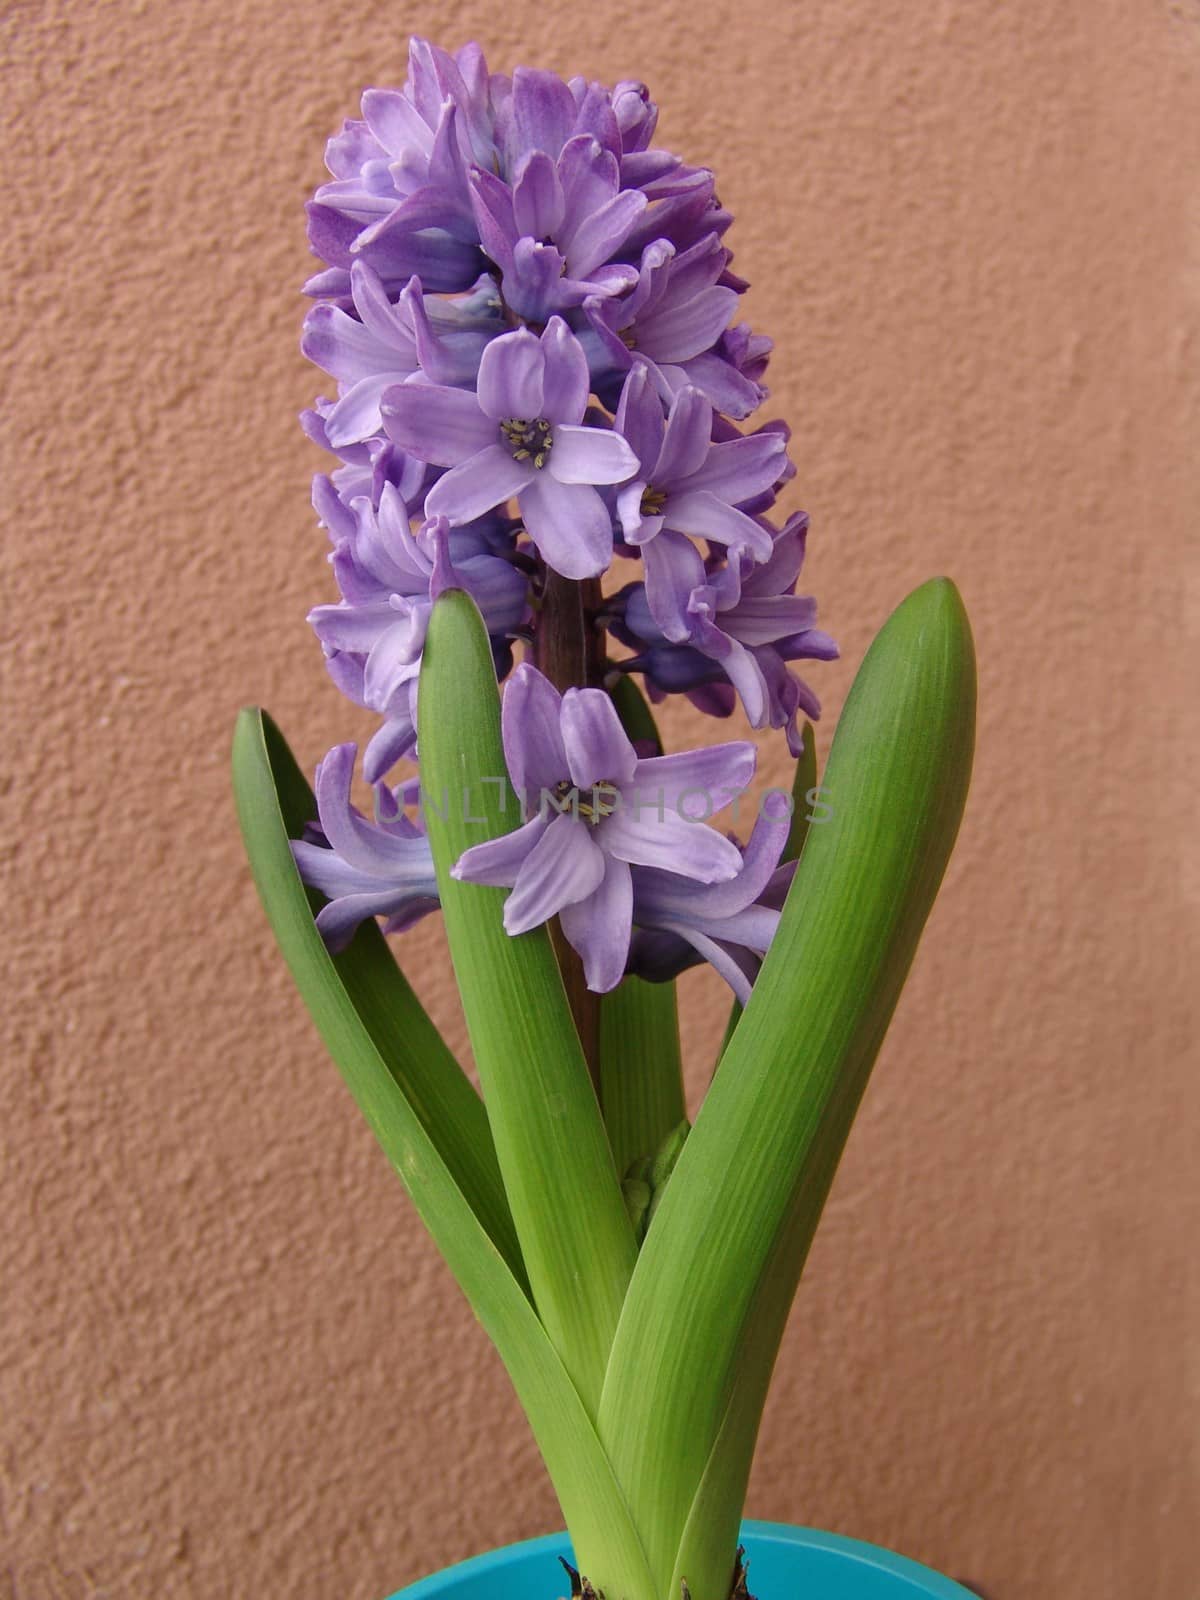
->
[668,1072,863,1600]
[231,707,522,1280]
[597,579,977,1593]
[232,707,657,1600]
[418,591,637,1417]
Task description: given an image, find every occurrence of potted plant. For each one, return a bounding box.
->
[233,37,977,1600]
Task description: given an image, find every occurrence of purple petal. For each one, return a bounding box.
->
[381,382,494,467]
[664,491,774,560]
[560,688,638,790]
[649,923,758,1005]
[301,304,402,383]
[323,374,396,448]
[564,189,648,279]
[425,445,533,523]
[692,904,783,956]
[617,480,659,546]
[637,806,790,920]
[361,88,434,156]
[654,386,713,486]
[602,809,743,882]
[614,364,665,478]
[364,616,425,706]
[671,351,763,421]
[634,742,758,815]
[313,744,425,872]
[740,512,809,596]
[548,425,639,486]
[468,167,518,271]
[637,286,738,364]
[363,715,417,782]
[501,663,568,798]
[452,812,550,887]
[477,328,546,420]
[308,601,396,653]
[312,888,426,955]
[683,432,788,504]
[560,854,633,993]
[513,150,566,240]
[724,594,819,646]
[512,67,578,158]
[643,528,705,641]
[540,317,591,423]
[504,815,606,934]
[558,134,620,213]
[518,474,613,579]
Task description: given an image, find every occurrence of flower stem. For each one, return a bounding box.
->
[535,570,606,1098]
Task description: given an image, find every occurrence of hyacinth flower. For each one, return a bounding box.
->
[452,662,756,992]
[301,263,500,447]
[612,511,840,754]
[614,366,782,592]
[383,317,639,577]
[626,798,797,1003]
[233,40,976,1600]
[289,742,439,952]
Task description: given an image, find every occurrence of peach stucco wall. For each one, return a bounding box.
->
[4,2,1196,1597]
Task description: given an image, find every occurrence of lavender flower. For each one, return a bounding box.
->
[613,513,837,755]
[628,798,795,1002]
[308,491,528,781]
[295,43,836,1001]
[291,743,439,952]
[581,235,762,418]
[613,368,784,601]
[452,664,757,992]
[466,135,645,324]
[301,263,500,447]
[382,318,638,578]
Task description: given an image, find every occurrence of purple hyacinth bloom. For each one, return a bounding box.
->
[466,134,644,324]
[301,264,499,447]
[582,234,764,418]
[292,743,439,953]
[613,513,838,755]
[627,798,794,1002]
[614,367,784,602]
[451,664,757,992]
[306,41,496,298]
[310,490,528,780]
[382,317,638,579]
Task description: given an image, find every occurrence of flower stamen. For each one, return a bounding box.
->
[501,416,554,469]
[552,778,621,824]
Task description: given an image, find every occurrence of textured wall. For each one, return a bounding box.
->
[3,1,1196,1596]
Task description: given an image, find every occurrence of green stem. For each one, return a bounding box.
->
[600,976,686,1178]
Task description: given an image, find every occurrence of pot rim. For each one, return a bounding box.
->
[391,1519,975,1600]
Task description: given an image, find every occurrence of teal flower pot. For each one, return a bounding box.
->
[386,1521,977,1600]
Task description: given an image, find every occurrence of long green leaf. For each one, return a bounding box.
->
[597,579,976,1593]
[232,707,657,1600]
[232,708,522,1280]
[418,591,637,1417]
[668,1061,868,1599]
